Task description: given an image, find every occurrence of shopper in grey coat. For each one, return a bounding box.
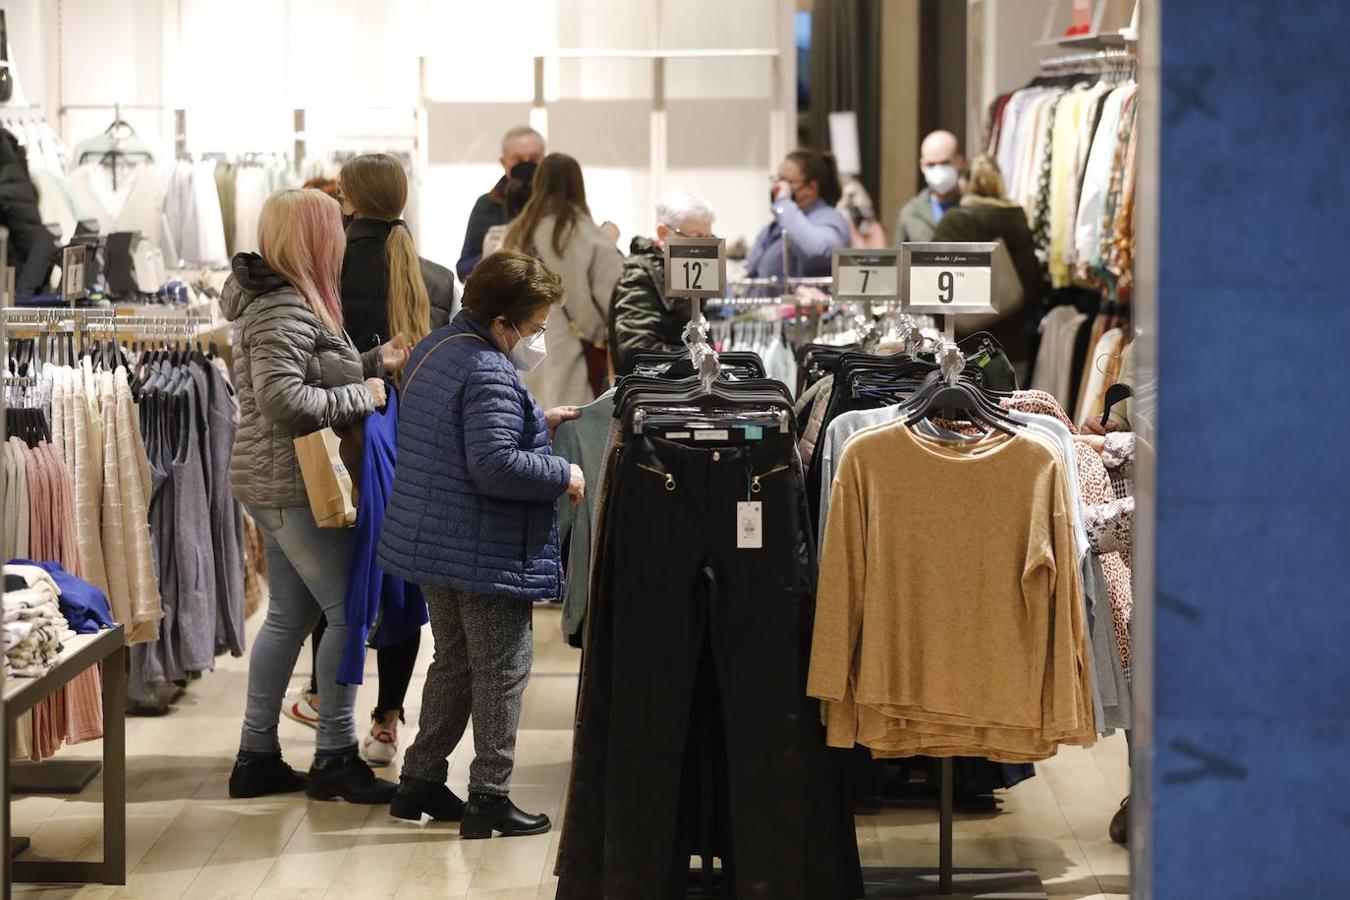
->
[222,188,410,807]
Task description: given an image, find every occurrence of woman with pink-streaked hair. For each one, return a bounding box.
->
[220,188,409,804]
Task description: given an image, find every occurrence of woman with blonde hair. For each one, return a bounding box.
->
[338,153,456,353]
[932,153,1046,376]
[223,188,407,804]
[283,155,455,767]
[504,152,623,409]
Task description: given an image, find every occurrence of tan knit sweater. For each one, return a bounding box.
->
[807,422,1095,762]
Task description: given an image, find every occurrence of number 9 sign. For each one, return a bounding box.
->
[901,242,999,316]
[665,237,726,300]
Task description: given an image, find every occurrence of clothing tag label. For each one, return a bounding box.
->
[694,429,730,441]
[737,501,763,549]
[665,431,692,440]
[978,353,991,368]
[741,425,764,441]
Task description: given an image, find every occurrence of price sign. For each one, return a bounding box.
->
[665,237,726,300]
[901,242,999,316]
[832,249,899,301]
[62,245,87,304]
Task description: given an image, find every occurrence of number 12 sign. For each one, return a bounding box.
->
[665,237,726,300]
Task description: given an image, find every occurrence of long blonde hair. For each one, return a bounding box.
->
[338,154,431,345]
[258,189,345,334]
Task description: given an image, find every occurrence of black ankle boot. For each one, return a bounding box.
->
[390,776,464,822]
[1109,795,1129,845]
[229,754,305,799]
[460,792,551,839]
[306,751,397,804]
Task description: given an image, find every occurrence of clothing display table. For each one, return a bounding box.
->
[3,626,126,888]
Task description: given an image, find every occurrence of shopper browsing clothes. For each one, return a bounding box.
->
[379,250,584,838]
[456,125,546,280]
[607,188,716,375]
[745,148,850,279]
[282,154,455,766]
[504,152,623,408]
[895,128,967,243]
[224,189,408,804]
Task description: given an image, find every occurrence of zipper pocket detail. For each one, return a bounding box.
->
[750,463,790,494]
[638,462,677,491]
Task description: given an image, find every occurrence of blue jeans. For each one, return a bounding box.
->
[239,506,358,757]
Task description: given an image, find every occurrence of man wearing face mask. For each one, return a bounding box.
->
[896,130,966,244]
[456,126,547,281]
[380,249,582,837]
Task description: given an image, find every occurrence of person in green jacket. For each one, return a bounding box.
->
[606,189,716,375]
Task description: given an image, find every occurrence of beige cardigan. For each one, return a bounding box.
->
[516,213,624,410]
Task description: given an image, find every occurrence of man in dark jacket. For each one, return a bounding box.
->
[455,126,545,281]
[607,189,716,375]
[0,128,56,294]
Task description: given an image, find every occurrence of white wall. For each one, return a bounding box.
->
[14,0,793,276]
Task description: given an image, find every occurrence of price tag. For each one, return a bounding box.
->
[665,236,726,299]
[901,243,998,316]
[736,501,763,549]
[832,249,899,301]
[62,245,87,303]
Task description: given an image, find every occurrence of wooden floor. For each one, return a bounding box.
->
[11,606,1129,899]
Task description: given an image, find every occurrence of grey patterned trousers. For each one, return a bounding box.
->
[402,585,534,795]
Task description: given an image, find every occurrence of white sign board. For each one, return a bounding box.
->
[664,237,726,300]
[901,243,999,316]
[832,249,899,301]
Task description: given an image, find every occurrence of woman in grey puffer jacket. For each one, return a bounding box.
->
[223,188,408,804]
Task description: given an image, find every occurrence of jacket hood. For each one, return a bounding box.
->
[222,252,294,321]
[961,194,1023,210]
[628,235,665,275]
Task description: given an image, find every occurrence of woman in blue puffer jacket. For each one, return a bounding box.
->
[378,249,584,838]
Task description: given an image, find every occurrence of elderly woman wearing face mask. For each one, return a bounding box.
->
[378,250,583,839]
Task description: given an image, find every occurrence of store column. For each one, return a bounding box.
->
[1134,1,1350,897]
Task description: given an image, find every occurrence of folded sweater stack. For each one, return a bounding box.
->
[3,567,73,677]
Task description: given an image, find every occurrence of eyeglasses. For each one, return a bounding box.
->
[517,319,548,336]
[669,227,715,240]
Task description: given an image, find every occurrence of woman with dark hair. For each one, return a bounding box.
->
[481,159,537,259]
[504,153,623,409]
[380,249,583,837]
[746,148,851,279]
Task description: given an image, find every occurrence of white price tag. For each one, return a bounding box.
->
[736,501,763,549]
[833,250,899,300]
[665,237,726,299]
[62,245,86,303]
[904,247,996,315]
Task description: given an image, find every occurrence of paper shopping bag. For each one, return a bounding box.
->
[293,427,357,528]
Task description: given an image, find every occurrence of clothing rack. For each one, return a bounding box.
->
[1038,46,1136,73]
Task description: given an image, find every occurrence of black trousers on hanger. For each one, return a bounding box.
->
[555,431,859,900]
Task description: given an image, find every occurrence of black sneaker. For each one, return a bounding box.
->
[460,792,551,839]
[229,754,305,799]
[390,776,464,822]
[306,751,397,804]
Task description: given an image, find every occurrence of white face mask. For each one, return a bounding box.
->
[923,163,959,196]
[508,323,547,372]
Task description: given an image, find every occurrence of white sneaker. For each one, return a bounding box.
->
[282,689,319,729]
[362,726,398,767]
